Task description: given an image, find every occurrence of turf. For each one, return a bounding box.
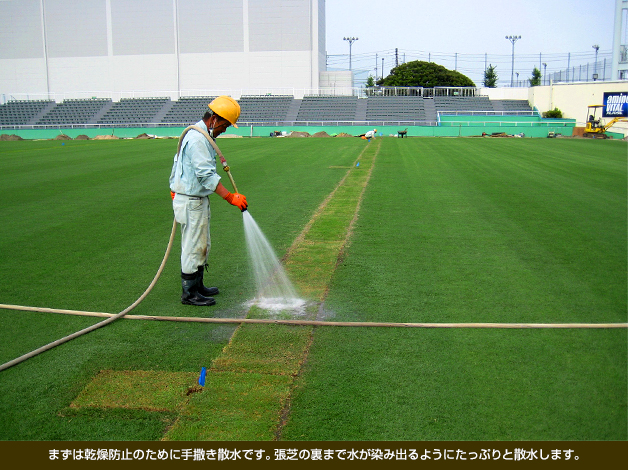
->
[0,137,362,440]
[0,137,626,441]
[281,138,627,440]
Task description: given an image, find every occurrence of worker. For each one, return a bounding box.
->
[169,96,248,306]
[364,128,377,141]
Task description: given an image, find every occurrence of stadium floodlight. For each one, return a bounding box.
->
[505,35,521,87]
[343,37,359,71]
[592,45,600,79]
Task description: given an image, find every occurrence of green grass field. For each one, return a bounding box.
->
[0,136,626,440]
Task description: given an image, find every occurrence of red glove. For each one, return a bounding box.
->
[224,192,248,211]
[170,191,175,200]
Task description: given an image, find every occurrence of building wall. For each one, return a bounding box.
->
[529,81,628,136]
[0,0,325,101]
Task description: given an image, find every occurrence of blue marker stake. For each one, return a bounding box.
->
[356,162,360,167]
[198,367,206,387]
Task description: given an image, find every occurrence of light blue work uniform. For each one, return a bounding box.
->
[169,121,221,274]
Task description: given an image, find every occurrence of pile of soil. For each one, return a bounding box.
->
[74,134,90,140]
[54,134,71,140]
[135,133,152,139]
[572,127,585,137]
[288,131,310,138]
[0,134,23,141]
[335,132,353,137]
[93,135,120,140]
[312,131,331,137]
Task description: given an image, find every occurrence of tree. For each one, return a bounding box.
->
[376,60,475,88]
[483,64,498,88]
[529,67,542,87]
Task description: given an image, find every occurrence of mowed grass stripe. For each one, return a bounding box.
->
[280,138,627,441]
[164,140,381,440]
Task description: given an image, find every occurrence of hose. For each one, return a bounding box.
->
[0,219,177,372]
[0,125,234,372]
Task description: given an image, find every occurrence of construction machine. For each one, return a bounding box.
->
[584,105,627,138]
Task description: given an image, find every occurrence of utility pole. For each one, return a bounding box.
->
[505,35,521,87]
[343,37,358,71]
[395,48,399,67]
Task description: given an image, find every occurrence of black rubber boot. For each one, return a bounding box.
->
[181,271,215,306]
[197,265,219,297]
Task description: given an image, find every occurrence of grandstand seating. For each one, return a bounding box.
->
[296,95,358,121]
[0,100,55,125]
[0,94,538,127]
[97,97,171,125]
[160,96,216,124]
[37,98,111,125]
[434,96,494,113]
[492,100,533,112]
[366,96,428,121]
[238,95,293,123]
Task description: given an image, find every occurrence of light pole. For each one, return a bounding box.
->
[343,37,358,71]
[542,62,547,85]
[506,35,521,87]
[592,44,600,80]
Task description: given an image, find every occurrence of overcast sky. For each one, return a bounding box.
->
[325,0,620,86]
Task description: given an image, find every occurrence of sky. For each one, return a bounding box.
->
[324,0,620,86]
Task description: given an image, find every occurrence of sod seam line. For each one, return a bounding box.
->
[281,142,376,264]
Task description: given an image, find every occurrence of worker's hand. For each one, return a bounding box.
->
[224,192,248,211]
[170,191,175,200]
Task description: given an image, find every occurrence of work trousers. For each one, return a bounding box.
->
[173,193,211,275]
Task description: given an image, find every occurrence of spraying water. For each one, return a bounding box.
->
[242,210,305,313]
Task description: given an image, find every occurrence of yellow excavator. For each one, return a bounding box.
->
[584,105,627,139]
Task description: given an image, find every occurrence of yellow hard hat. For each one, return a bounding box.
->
[208,96,240,128]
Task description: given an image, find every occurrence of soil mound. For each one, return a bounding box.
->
[93,135,120,140]
[312,131,331,138]
[0,134,23,141]
[288,131,310,138]
[75,134,90,140]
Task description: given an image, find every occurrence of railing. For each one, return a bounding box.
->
[1,87,488,104]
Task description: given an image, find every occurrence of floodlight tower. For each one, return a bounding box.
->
[506,35,521,87]
[592,44,600,80]
[343,37,359,71]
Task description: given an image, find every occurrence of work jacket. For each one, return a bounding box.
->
[169,120,221,197]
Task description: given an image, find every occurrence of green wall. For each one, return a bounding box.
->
[2,119,624,140]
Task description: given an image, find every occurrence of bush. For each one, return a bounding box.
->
[543,108,563,118]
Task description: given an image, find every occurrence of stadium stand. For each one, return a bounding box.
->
[36,98,111,125]
[0,93,538,127]
[491,100,533,112]
[434,95,494,113]
[0,100,56,125]
[97,97,171,125]
[238,95,293,123]
[160,96,217,124]
[296,95,359,121]
[365,96,428,121]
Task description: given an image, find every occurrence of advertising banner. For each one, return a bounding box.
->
[603,92,628,117]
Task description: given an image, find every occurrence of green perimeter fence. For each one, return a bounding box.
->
[2,115,623,139]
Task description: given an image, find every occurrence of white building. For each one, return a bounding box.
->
[0,0,326,101]
[612,0,628,80]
